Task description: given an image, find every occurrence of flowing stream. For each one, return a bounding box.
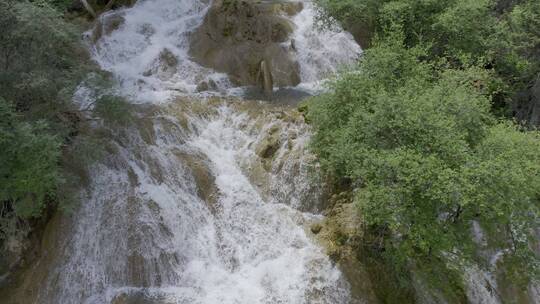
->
[32,0,363,303]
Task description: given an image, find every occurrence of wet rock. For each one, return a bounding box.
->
[143,49,178,80]
[344,22,373,49]
[0,212,69,304]
[196,79,218,92]
[256,126,281,159]
[111,290,168,304]
[173,150,219,212]
[91,11,126,44]
[310,223,322,234]
[189,0,302,89]
[280,2,304,16]
[0,234,25,282]
[256,136,279,159]
[258,59,274,96]
[313,195,380,303]
[126,252,150,287]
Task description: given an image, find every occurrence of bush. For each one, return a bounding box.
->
[0,0,88,125]
[0,99,62,218]
[0,0,90,218]
[307,34,540,285]
[315,0,540,107]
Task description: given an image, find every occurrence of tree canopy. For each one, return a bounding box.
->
[307,3,540,292]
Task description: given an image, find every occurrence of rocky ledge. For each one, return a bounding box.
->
[189,0,304,94]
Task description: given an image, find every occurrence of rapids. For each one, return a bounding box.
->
[30,0,363,303]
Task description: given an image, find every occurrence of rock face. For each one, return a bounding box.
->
[189,0,303,90]
[514,74,540,126]
[142,49,179,80]
[90,11,126,44]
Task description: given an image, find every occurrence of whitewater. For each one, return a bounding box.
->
[34,0,363,303]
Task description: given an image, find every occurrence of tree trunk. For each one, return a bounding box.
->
[80,0,97,19]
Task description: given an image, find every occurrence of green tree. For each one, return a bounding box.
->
[0,99,62,218]
[307,34,540,286]
[0,0,91,219]
[315,0,540,115]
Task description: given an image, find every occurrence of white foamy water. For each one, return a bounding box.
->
[40,102,350,303]
[291,2,361,91]
[37,0,363,303]
[89,0,229,101]
[88,0,361,101]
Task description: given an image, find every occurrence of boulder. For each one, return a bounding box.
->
[189,0,303,90]
[90,11,125,43]
[310,223,322,234]
[111,290,167,304]
[256,125,281,159]
[196,79,219,92]
[142,49,178,80]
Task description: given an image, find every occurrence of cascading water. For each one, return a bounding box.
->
[31,0,363,303]
[39,100,350,303]
[89,0,361,100]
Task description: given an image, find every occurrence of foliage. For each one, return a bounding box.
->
[0,0,89,125]
[493,0,540,88]
[40,0,74,11]
[315,0,380,30]
[0,99,62,218]
[315,0,540,104]
[94,94,134,126]
[307,35,540,287]
[0,0,90,218]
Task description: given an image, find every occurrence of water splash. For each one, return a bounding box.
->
[39,101,349,303]
[89,0,361,102]
[291,1,362,92]
[89,0,228,101]
[37,0,364,302]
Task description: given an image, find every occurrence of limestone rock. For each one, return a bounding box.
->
[256,126,281,159]
[111,290,167,304]
[142,49,178,80]
[310,223,322,234]
[189,0,302,89]
[196,79,218,92]
[258,59,274,95]
[172,150,219,212]
[90,11,125,44]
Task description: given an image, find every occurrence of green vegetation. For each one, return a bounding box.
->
[309,0,540,299]
[0,0,103,224]
[316,0,540,114]
[0,99,63,218]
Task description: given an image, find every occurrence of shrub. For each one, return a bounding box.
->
[0,99,62,218]
[307,34,540,284]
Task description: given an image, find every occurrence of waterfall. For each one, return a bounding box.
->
[34,0,362,303]
[88,0,361,101]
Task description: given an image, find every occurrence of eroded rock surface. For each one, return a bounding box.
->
[189,0,303,89]
[90,11,126,44]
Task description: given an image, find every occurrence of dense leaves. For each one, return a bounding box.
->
[316,0,540,107]
[0,0,89,218]
[307,31,540,287]
[0,99,62,218]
